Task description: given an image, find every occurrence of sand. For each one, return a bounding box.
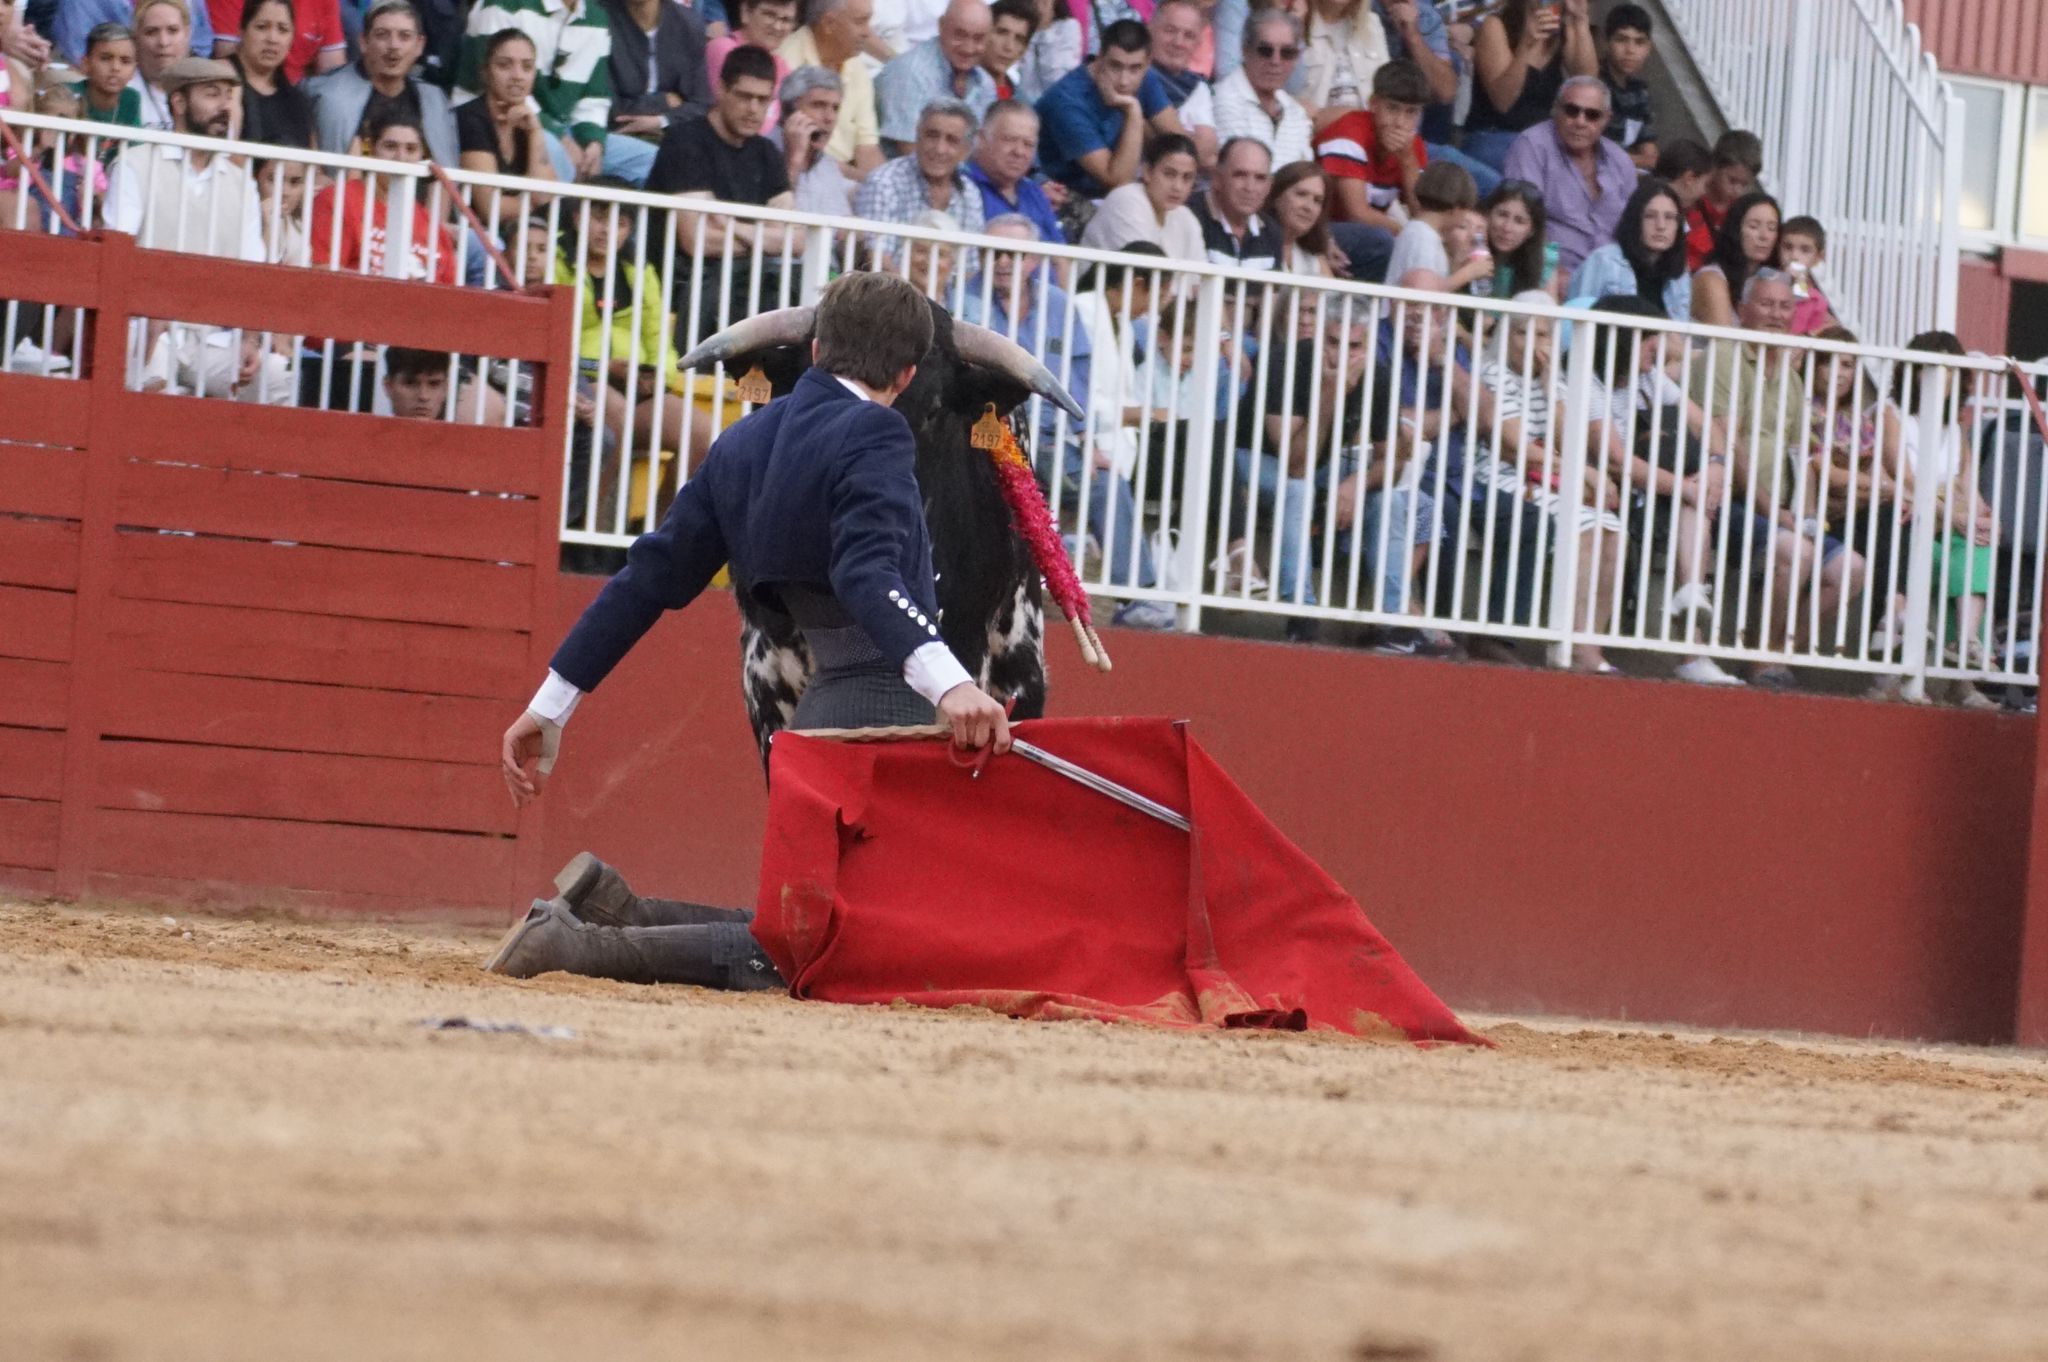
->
[4,899,2048,1362]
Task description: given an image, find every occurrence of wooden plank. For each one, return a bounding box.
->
[0,379,92,453]
[103,597,531,700]
[0,867,59,899]
[131,260,558,364]
[0,231,103,309]
[111,533,534,630]
[0,658,69,729]
[0,797,61,870]
[83,870,509,922]
[0,584,74,662]
[119,393,549,497]
[0,516,81,592]
[88,808,515,904]
[0,726,65,801]
[98,670,505,766]
[0,443,88,520]
[115,461,539,564]
[95,741,517,837]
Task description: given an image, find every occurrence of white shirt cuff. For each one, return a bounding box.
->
[903,642,974,707]
[528,669,584,726]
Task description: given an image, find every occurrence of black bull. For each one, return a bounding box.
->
[678,298,1086,764]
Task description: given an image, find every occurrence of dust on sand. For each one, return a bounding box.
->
[3,900,2047,1362]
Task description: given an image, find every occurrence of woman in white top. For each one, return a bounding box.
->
[1071,241,1171,484]
[1263,159,1333,277]
[1080,132,1207,268]
[130,0,196,132]
[1299,0,1388,111]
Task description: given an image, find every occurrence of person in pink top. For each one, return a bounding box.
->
[1779,214,1839,336]
[707,0,798,131]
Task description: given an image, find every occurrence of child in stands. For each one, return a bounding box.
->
[1600,3,1657,170]
[1684,128,1761,271]
[1778,215,1839,335]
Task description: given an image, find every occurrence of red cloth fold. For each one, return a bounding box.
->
[754,718,1483,1045]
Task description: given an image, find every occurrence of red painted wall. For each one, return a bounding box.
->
[1956,255,2013,356]
[535,577,2033,1046]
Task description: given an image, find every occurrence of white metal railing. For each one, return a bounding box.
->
[4,110,2038,699]
[1663,0,1964,347]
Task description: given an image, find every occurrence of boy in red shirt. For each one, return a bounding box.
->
[1315,59,1432,232]
[1684,128,1762,271]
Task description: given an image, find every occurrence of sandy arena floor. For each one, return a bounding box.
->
[3,901,2048,1362]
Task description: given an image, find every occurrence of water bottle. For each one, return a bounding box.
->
[1788,260,1811,300]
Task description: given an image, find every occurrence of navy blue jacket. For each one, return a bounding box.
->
[550,367,946,692]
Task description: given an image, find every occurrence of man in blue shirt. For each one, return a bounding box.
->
[963,100,1065,241]
[1032,18,1188,199]
[961,216,1169,627]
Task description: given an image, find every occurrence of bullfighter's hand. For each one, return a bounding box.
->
[938,683,1013,755]
[501,710,561,808]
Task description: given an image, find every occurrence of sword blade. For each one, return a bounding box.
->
[1008,739,1192,832]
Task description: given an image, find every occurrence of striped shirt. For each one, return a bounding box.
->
[1211,68,1313,168]
[457,0,615,149]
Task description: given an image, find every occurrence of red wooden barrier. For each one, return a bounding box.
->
[0,230,574,915]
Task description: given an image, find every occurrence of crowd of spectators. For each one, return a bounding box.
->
[0,0,2003,702]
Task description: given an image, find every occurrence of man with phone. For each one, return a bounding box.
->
[771,64,858,215]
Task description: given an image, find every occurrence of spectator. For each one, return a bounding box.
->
[603,0,712,139]
[769,64,856,214]
[1575,295,1744,686]
[983,0,1035,99]
[1472,296,1625,673]
[1314,57,1430,281]
[382,345,454,419]
[1191,133,1279,268]
[231,0,317,148]
[1384,160,1481,290]
[887,208,963,293]
[1474,178,1554,299]
[3,75,107,238]
[253,156,308,261]
[778,0,883,177]
[1080,131,1204,266]
[128,0,204,130]
[310,106,457,280]
[704,0,794,132]
[1569,176,1687,317]
[1778,215,1838,336]
[1212,8,1311,167]
[1148,0,1216,167]
[960,215,1171,630]
[1462,0,1595,172]
[1689,188,1779,327]
[1264,157,1331,275]
[457,1,653,186]
[868,0,947,60]
[304,1,459,165]
[1599,2,1654,170]
[876,0,994,153]
[1012,0,1080,103]
[962,99,1062,239]
[1373,0,1462,150]
[854,96,984,245]
[1299,0,1386,113]
[209,0,344,81]
[1653,136,1710,214]
[552,180,696,460]
[1033,18,1185,199]
[455,27,559,220]
[1683,128,1760,270]
[71,22,144,128]
[55,0,212,77]
[1687,268,1856,689]
[1232,302,1444,645]
[104,56,264,259]
[1500,74,1634,274]
[1891,330,1999,708]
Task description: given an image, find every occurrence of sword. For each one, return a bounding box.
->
[1008,739,1192,833]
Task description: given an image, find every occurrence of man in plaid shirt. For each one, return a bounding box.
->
[853,96,985,258]
[456,0,657,184]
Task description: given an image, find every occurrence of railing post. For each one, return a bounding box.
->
[1937,91,1965,332]
[1175,275,1227,633]
[798,223,834,304]
[1546,319,1597,670]
[1899,363,1949,701]
[1778,0,1819,216]
[385,173,416,280]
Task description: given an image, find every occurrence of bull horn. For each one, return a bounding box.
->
[951,320,1086,423]
[678,306,817,371]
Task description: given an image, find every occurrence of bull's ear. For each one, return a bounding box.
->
[712,344,811,396]
[679,307,816,396]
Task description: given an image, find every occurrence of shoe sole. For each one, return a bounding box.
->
[482,907,548,975]
[554,851,601,901]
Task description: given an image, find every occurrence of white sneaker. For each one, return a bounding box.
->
[1211,543,1269,596]
[1665,582,1715,617]
[1675,656,1744,686]
[1111,599,1178,631]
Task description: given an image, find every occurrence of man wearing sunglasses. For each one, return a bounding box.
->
[1500,73,1635,274]
[1211,8,1312,169]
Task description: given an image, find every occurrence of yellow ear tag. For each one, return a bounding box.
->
[735,365,772,405]
[970,403,1005,451]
